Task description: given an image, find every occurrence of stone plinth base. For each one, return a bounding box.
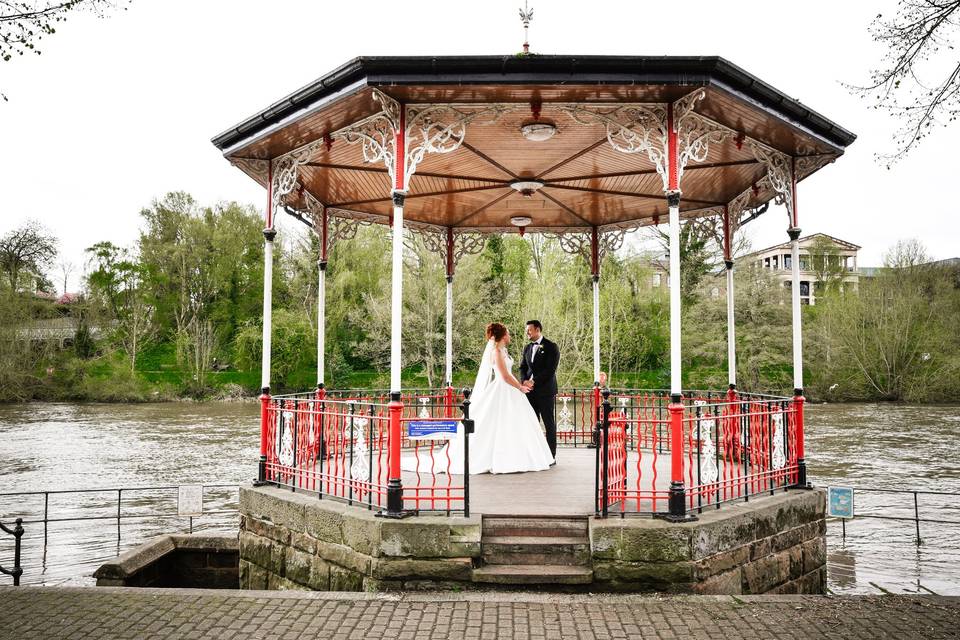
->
[592,490,826,594]
[238,485,825,594]
[238,487,481,591]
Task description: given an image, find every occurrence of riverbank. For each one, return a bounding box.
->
[2,588,957,639]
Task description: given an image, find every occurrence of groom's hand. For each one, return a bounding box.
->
[522,380,534,390]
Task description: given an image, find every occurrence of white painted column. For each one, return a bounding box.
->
[592,275,601,383]
[789,227,803,392]
[261,230,275,391]
[317,261,326,386]
[726,262,736,388]
[389,192,405,393]
[668,192,682,396]
[445,276,453,385]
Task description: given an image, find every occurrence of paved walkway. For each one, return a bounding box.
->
[1,587,958,639]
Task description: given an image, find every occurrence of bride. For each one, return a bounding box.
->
[402,322,554,475]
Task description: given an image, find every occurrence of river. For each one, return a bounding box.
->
[0,401,958,593]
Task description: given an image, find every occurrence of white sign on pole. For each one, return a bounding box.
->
[178,484,204,517]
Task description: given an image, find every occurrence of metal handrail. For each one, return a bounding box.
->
[0,483,242,585]
[823,485,960,546]
[0,518,23,586]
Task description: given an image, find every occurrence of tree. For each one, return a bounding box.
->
[0,219,57,291]
[807,236,847,296]
[57,258,74,295]
[651,219,720,306]
[85,240,154,372]
[852,1,960,162]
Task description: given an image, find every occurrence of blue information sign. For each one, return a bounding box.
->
[408,420,459,440]
[828,486,854,519]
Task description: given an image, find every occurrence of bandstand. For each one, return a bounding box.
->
[213,55,854,593]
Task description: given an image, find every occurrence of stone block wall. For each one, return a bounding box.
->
[591,489,826,594]
[239,486,482,591]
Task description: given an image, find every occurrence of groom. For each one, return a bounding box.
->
[519,320,560,462]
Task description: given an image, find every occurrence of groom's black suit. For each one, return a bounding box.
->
[519,337,560,458]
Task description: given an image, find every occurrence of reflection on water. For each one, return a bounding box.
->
[0,401,958,592]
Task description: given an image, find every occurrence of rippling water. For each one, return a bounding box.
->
[0,401,957,593]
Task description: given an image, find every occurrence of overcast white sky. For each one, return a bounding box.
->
[2,0,957,293]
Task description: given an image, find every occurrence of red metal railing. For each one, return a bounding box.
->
[258,388,470,515]
[255,386,804,519]
[596,391,804,517]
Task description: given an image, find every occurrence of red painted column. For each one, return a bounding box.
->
[258,391,271,483]
[386,398,404,513]
[794,393,807,487]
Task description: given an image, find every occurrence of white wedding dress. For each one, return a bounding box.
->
[401,339,554,475]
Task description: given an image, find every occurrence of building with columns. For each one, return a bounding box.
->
[742,233,860,305]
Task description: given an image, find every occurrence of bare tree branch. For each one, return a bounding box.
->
[850,0,960,163]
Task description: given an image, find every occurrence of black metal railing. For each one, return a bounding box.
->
[826,486,960,547]
[0,518,24,586]
[0,484,240,585]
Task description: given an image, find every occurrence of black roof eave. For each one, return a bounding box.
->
[211,55,856,155]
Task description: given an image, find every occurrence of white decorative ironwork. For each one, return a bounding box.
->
[271,155,301,216]
[333,91,514,190]
[347,415,371,482]
[771,412,786,470]
[560,103,669,187]
[416,229,486,271]
[418,229,448,264]
[418,397,431,418]
[673,91,735,185]
[544,231,591,261]
[747,139,794,221]
[277,410,295,467]
[795,154,836,181]
[453,232,486,265]
[229,157,269,184]
[328,213,368,246]
[558,396,573,432]
[403,103,514,188]
[694,400,719,484]
[599,229,627,262]
[333,89,401,180]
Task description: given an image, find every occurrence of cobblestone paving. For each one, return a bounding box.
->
[1,587,958,640]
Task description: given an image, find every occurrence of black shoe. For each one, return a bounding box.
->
[549,460,557,467]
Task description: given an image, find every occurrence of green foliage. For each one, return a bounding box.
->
[5,190,959,404]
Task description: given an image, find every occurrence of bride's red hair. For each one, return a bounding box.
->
[485,322,507,342]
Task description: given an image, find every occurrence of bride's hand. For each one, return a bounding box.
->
[517,383,531,393]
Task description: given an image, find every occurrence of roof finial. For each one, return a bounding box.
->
[518,1,534,54]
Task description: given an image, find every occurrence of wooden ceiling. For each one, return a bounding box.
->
[223,81,848,233]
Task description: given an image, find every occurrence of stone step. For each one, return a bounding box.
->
[481,516,589,538]
[482,536,591,566]
[472,564,593,585]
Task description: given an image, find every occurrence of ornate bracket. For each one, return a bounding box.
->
[795,153,836,181]
[332,90,400,182]
[598,229,627,262]
[333,90,514,191]
[746,140,794,223]
[403,103,514,189]
[673,91,735,185]
[229,157,269,186]
[559,103,669,188]
[727,175,773,231]
[560,91,732,192]
[418,228,486,272]
[544,231,592,263]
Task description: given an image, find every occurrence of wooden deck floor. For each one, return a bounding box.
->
[401,446,756,516]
